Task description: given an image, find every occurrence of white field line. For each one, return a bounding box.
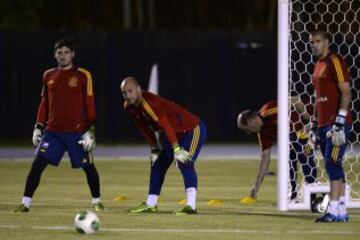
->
[0,224,359,235]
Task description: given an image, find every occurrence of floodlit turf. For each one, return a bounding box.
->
[0,159,359,240]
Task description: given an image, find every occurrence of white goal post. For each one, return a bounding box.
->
[277,0,360,211]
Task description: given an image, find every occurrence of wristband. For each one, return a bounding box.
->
[335,109,347,125]
[338,109,348,117]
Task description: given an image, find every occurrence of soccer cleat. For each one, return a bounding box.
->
[240,196,256,204]
[337,214,349,222]
[174,205,197,215]
[13,204,29,213]
[93,202,105,211]
[129,202,157,213]
[314,213,338,223]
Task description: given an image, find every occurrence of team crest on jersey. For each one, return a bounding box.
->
[68,76,78,87]
[47,79,54,86]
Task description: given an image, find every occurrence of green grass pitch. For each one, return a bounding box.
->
[0,159,359,240]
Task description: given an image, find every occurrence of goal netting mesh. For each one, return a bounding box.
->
[288,0,360,208]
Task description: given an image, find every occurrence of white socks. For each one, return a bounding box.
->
[146,194,158,207]
[22,196,32,208]
[327,197,347,216]
[327,200,339,216]
[338,196,347,216]
[186,187,197,210]
[92,198,101,205]
[146,189,196,209]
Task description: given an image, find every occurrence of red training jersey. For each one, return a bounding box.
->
[312,52,352,127]
[257,101,278,151]
[36,67,96,132]
[257,100,310,151]
[124,91,200,146]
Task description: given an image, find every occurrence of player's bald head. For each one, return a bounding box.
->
[237,110,254,127]
[120,77,142,105]
[237,110,262,134]
[121,77,140,90]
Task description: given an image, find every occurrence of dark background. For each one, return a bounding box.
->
[0,0,277,143]
[0,31,277,142]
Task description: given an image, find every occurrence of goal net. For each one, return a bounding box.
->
[278,0,360,211]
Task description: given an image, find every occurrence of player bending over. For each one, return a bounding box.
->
[121,77,207,215]
[237,99,317,204]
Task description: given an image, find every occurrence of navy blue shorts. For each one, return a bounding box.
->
[319,124,351,163]
[160,121,207,162]
[35,131,93,168]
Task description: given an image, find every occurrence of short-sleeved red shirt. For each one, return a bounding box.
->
[312,52,352,127]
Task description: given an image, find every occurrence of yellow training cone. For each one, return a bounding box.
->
[240,196,256,204]
[206,199,224,206]
[178,198,186,205]
[113,195,129,202]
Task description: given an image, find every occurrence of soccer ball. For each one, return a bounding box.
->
[74,210,100,234]
[311,194,329,214]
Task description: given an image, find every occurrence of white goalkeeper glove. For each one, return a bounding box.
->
[326,110,347,147]
[150,148,161,166]
[32,123,44,146]
[174,146,191,163]
[308,120,320,150]
[78,126,96,152]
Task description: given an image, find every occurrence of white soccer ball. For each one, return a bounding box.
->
[74,210,100,234]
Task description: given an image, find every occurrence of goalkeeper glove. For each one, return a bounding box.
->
[326,110,347,147]
[308,120,320,150]
[173,145,191,163]
[150,148,161,166]
[78,125,96,152]
[32,123,44,147]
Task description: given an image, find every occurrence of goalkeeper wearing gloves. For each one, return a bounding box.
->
[121,77,207,215]
[309,30,352,223]
[14,39,103,213]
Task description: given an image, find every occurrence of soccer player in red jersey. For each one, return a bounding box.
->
[309,30,352,223]
[121,77,207,214]
[14,39,104,212]
[237,99,317,204]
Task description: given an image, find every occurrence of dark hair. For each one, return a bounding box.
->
[310,29,331,41]
[239,110,259,126]
[54,39,74,51]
